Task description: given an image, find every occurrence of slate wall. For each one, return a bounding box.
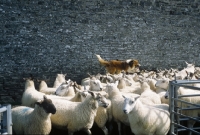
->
[0,0,200,103]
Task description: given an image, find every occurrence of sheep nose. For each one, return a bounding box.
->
[52,108,57,114]
[105,103,109,107]
[100,88,103,91]
[103,103,109,108]
[123,110,128,114]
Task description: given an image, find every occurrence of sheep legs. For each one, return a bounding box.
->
[68,128,91,135]
[117,122,122,135]
[101,126,108,135]
[82,128,92,135]
[68,131,74,135]
[187,120,196,135]
[116,122,128,135]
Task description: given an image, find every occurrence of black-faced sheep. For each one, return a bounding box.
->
[12,95,56,135]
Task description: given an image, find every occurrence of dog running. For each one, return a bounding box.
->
[95,54,140,74]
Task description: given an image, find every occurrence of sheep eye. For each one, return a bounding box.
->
[93,82,97,85]
[162,80,165,83]
[129,101,134,104]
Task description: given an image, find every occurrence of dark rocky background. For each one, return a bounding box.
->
[0,0,200,104]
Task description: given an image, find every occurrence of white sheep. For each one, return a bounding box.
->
[122,96,170,135]
[104,81,140,135]
[78,90,112,135]
[146,78,157,92]
[55,80,109,99]
[117,80,141,95]
[55,84,111,135]
[185,72,200,87]
[55,82,90,102]
[185,61,195,74]
[53,73,66,88]
[38,80,57,95]
[138,80,161,105]
[81,77,90,86]
[21,78,44,107]
[50,91,109,135]
[89,76,104,91]
[79,76,104,91]
[81,73,111,86]
[176,70,188,80]
[99,74,115,83]
[55,81,75,97]
[117,76,132,89]
[12,95,56,135]
[163,79,200,133]
[81,73,96,86]
[155,78,170,104]
[176,61,195,80]
[21,78,73,107]
[194,67,200,77]
[114,74,141,95]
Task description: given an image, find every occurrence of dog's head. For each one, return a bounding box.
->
[126,59,140,68]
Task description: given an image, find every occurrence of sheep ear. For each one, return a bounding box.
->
[37,79,42,82]
[43,95,47,100]
[96,93,102,99]
[65,79,70,84]
[138,79,143,83]
[91,91,95,98]
[122,72,125,78]
[68,81,74,86]
[80,92,87,98]
[106,80,109,84]
[122,95,126,99]
[73,84,82,93]
[195,75,199,79]
[84,85,87,91]
[87,73,93,78]
[29,74,34,80]
[88,91,95,98]
[154,78,158,81]
[135,96,140,101]
[115,80,119,86]
[35,99,43,106]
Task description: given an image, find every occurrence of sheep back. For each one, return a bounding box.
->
[50,97,98,132]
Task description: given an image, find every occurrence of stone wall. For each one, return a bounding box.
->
[0,0,200,103]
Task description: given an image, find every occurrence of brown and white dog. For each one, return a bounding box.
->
[95,54,140,74]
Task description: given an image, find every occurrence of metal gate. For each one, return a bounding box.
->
[0,104,12,134]
[169,80,200,135]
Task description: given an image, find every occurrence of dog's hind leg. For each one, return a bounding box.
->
[107,68,116,75]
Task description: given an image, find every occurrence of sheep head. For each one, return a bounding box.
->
[122,95,140,114]
[35,95,56,114]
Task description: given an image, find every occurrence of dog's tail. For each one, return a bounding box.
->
[95,54,109,67]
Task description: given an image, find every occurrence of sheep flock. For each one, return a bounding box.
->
[10,60,200,135]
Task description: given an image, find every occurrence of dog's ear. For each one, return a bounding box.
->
[128,60,134,67]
